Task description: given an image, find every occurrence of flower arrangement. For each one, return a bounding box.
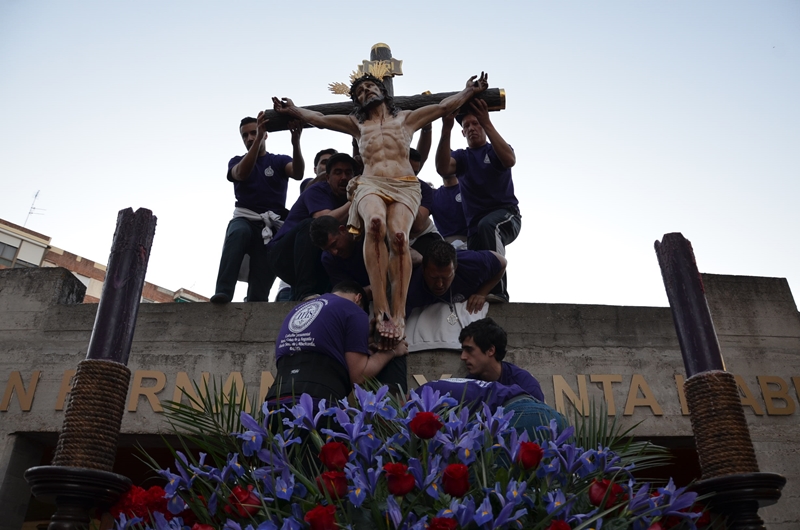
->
[119,384,711,530]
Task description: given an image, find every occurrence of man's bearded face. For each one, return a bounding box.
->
[355,80,385,108]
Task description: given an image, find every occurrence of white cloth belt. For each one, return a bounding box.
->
[232,207,284,245]
[232,207,284,282]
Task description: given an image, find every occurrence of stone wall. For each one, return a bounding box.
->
[1,267,798,528]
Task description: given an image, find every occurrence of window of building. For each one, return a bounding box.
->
[0,242,18,267]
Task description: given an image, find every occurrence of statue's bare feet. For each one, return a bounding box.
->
[376,313,402,350]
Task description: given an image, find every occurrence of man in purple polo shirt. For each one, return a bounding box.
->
[405,239,506,315]
[267,153,354,301]
[211,114,305,304]
[266,281,408,405]
[435,100,520,303]
[309,215,371,296]
[458,317,545,402]
[430,171,468,247]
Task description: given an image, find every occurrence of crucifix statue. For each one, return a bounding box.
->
[270,45,498,347]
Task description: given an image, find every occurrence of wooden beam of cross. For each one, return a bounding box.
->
[263,42,506,132]
[262,89,506,132]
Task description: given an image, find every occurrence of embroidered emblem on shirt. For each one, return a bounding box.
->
[483,154,490,164]
[453,294,466,303]
[288,299,327,333]
[455,193,462,203]
[264,166,275,177]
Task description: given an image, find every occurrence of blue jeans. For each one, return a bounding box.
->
[506,396,568,442]
[214,217,275,302]
[467,208,521,299]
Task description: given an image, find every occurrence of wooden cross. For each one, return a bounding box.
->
[262,43,506,132]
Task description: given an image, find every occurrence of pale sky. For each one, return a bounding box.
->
[1,1,798,308]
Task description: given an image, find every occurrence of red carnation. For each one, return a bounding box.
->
[516,441,544,470]
[646,523,664,530]
[545,521,571,530]
[223,484,261,517]
[383,462,416,496]
[409,411,443,439]
[441,463,470,497]
[319,441,350,471]
[110,485,170,523]
[428,518,458,530]
[305,504,337,530]
[588,478,627,509]
[316,470,348,498]
[191,525,214,530]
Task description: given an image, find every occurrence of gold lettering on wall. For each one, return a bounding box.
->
[553,375,588,416]
[0,371,41,412]
[624,374,663,416]
[589,374,622,416]
[793,377,800,404]
[734,375,765,416]
[173,372,210,411]
[127,370,167,412]
[259,372,275,403]
[222,372,251,413]
[674,375,689,415]
[55,369,77,411]
[758,375,796,416]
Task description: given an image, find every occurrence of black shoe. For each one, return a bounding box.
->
[210,293,231,304]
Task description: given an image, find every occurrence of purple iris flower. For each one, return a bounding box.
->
[279,518,303,530]
[282,394,333,431]
[493,499,528,529]
[404,385,457,413]
[166,493,188,515]
[545,490,570,517]
[386,495,403,528]
[504,479,527,506]
[475,403,515,438]
[352,385,398,421]
[473,497,494,527]
[158,467,184,497]
[208,490,218,515]
[114,513,143,530]
[152,513,184,530]
[654,479,699,519]
[452,497,476,528]
[221,453,245,482]
[172,452,195,488]
[537,418,574,446]
[223,521,242,530]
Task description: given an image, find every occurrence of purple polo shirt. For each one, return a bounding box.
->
[420,379,529,413]
[466,362,544,402]
[269,182,346,246]
[227,152,293,216]
[419,178,434,211]
[275,293,370,369]
[405,250,502,313]
[451,143,518,236]
[322,243,370,287]
[431,183,468,238]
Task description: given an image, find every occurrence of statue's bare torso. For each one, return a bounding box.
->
[355,110,414,178]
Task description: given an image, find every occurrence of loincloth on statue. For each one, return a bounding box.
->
[346,175,422,235]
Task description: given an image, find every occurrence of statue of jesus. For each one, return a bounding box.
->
[273,72,488,345]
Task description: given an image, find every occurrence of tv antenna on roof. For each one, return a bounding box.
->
[24,190,46,227]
